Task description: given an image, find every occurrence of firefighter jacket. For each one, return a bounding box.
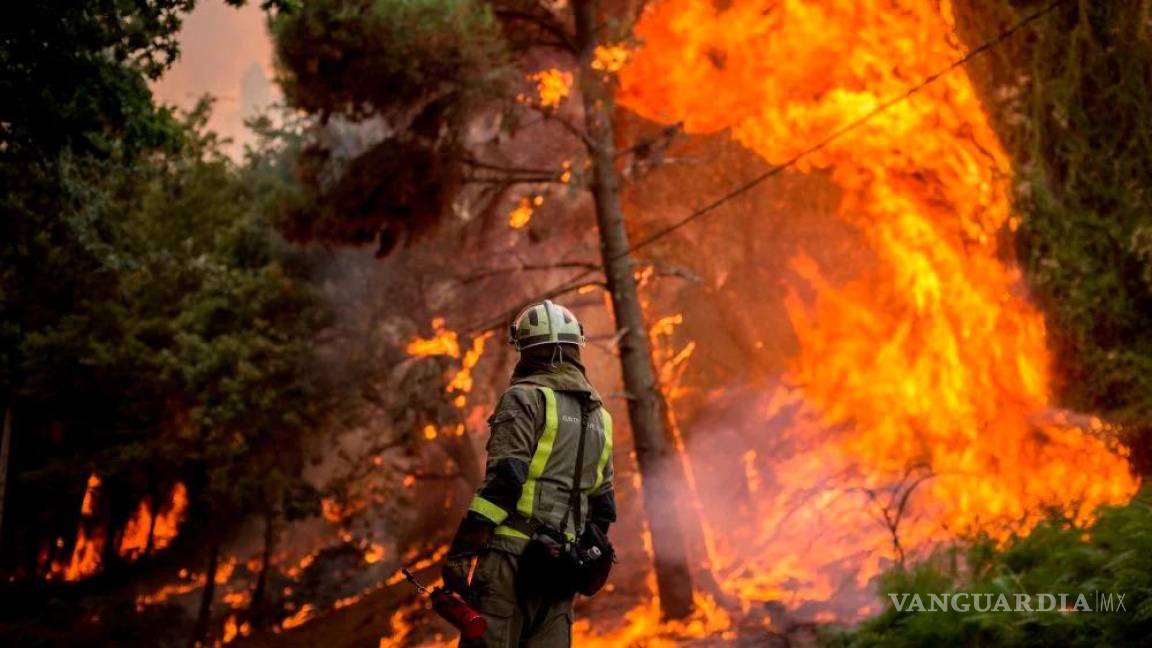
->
[467,362,616,555]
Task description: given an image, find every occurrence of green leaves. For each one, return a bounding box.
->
[0,1,190,159]
[835,488,1152,647]
[2,92,345,571]
[267,0,520,254]
[1012,1,1152,464]
[272,0,512,121]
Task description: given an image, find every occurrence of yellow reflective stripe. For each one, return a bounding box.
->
[494,525,530,540]
[516,387,557,517]
[593,408,613,492]
[469,495,509,524]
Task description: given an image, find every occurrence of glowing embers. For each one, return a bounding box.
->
[592,45,630,73]
[508,195,543,229]
[525,69,573,110]
[407,318,493,409]
[406,317,460,358]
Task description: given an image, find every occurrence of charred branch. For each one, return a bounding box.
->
[538,110,596,151]
[616,123,683,160]
[856,463,935,569]
[468,278,606,336]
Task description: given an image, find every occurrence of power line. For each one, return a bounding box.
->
[475,0,1067,333]
[619,0,1066,259]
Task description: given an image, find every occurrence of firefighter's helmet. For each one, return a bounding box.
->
[509,300,586,351]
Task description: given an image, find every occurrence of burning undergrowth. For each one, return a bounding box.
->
[608,0,1140,636]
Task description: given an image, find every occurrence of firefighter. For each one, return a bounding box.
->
[442,300,616,647]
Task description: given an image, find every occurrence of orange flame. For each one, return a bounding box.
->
[408,320,493,411]
[592,45,631,73]
[281,603,317,630]
[527,68,573,109]
[55,473,104,581]
[353,3,1141,643]
[446,331,493,403]
[377,598,424,648]
[384,546,449,587]
[574,591,735,647]
[508,195,543,229]
[118,483,188,560]
[136,569,204,609]
[618,0,1138,619]
[406,318,460,358]
[223,615,240,643]
[363,542,387,564]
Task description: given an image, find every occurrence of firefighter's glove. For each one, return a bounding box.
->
[442,512,494,595]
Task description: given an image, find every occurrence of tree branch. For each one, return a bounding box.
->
[461,156,562,176]
[467,279,605,336]
[463,174,565,185]
[534,109,595,151]
[460,261,601,284]
[616,123,683,159]
[495,9,577,53]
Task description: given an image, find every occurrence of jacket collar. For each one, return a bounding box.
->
[511,363,602,407]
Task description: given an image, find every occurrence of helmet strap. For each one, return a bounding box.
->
[550,344,564,368]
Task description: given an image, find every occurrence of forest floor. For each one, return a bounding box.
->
[236,561,832,648]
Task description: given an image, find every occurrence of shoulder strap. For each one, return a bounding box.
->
[559,402,590,536]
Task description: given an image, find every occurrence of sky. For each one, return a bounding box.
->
[151,1,280,157]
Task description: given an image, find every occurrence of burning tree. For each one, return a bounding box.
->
[271,0,701,619]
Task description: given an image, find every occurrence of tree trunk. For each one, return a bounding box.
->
[144,493,157,557]
[250,510,275,628]
[192,539,221,647]
[573,0,695,620]
[144,471,159,557]
[0,405,11,543]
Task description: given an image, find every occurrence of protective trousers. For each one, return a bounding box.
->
[461,549,572,648]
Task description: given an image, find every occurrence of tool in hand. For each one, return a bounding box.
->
[402,567,487,640]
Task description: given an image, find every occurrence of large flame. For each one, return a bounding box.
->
[51,477,189,581]
[618,0,1138,619]
[363,3,1141,644]
[57,473,105,581]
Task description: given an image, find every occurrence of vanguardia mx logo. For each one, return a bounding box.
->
[888,591,1128,613]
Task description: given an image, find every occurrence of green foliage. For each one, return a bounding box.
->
[833,487,1152,647]
[268,0,519,252]
[272,0,512,121]
[0,0,195,159]
[0,0,346,584]
[2,95,340,577]
[1011,1,1152,464]
[119,103,336,522]
[0,0,355,600]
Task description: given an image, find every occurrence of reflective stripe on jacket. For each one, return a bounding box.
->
[468,378,614,554]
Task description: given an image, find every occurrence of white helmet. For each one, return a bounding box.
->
[509,300,586,351]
